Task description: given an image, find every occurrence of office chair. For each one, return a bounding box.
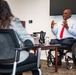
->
[0,29,41,75]
[47,39,76,70]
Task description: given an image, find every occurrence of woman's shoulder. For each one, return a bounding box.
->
[10,17,20,22]
[10,17,22,28]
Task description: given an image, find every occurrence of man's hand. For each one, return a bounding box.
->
[62,20,69,29]
[51,20,56,28]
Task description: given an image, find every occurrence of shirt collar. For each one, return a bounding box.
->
[66,17,72,22]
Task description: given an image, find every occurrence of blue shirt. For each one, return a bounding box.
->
[10,18,34,45]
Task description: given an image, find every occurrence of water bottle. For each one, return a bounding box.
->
[45,37,50,45]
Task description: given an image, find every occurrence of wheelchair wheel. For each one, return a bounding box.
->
[47,54,54,67]
[72,42,76,66]
[72,53,76,66]
[67,63,73,70]
[47,50,54,67]
[47,61,52,67]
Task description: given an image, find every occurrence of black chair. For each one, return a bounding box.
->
[0,29,42,75]
[47,39,76,70]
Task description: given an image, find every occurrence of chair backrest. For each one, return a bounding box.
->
[0,29,20,63]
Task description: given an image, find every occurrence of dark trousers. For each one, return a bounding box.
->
[18,53,39,75]
[49,37,74,56]
[50,38,74,46]
[0,53,39,75]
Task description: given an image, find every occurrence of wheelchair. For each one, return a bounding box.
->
[47,39,76,70]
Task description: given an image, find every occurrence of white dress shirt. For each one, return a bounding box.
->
[52,18,76,39]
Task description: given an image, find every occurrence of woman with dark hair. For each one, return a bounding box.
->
[0,0,40,75]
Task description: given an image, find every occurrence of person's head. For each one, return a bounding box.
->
[0,0,13,28]
[62,9,72,20]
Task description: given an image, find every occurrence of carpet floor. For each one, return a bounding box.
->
[23,60,76,75]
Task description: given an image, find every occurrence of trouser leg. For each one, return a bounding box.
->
[62,38,73,46]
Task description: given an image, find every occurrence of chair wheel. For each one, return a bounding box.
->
[67,64,73,70]
[47,61,52,67]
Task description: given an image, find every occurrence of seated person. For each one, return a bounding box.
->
[50,9,76,66]
[0,0,39,75]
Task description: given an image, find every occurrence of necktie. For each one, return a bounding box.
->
[60,26,64,38]
[60,20,67,38]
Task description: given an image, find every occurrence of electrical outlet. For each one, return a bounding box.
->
[29,20,33,23]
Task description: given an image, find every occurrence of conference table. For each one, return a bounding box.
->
[33,44,61,72]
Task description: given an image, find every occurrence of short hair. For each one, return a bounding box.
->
[64,9,72,14]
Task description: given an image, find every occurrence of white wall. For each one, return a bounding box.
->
[6,0,76,39]
[6,0,76,60]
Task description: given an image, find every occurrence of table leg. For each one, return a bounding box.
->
[55,46,58,72]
